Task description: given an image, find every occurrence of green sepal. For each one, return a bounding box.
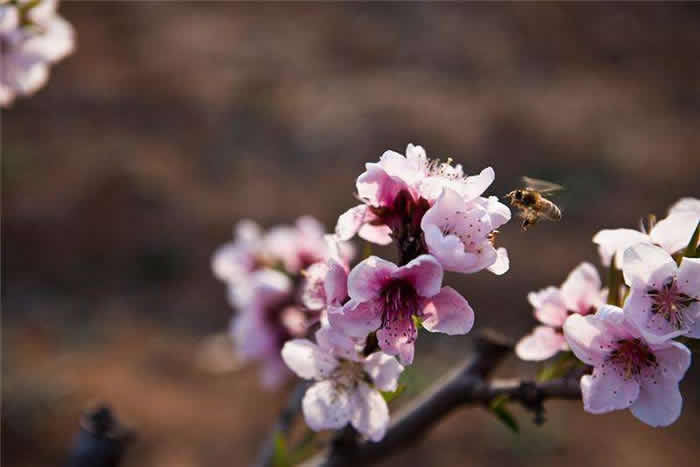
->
[488,395,519,433]
[536,351,578,382]
[381,384,406,403]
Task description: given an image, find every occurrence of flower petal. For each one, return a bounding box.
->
[677,257,700,296]
[580,368,639,414]
[336,204,369,241]
[630,378,683,427]
[515,326,567,361]
[376,316,416,365]
[315,326,361,362]
[303,381,352,431]
[563,306,629,366]
[328,300,382,339]
[358,223,393,245]
[350,382,390,442]
[392,255,444,298]
[650,212,700,254]
[652,341,691,382]
[560,262,603,314]
[622,243,677,291]
[487,247,510,275]
[281,339,338,380]
[592,228,651,267]
[622,288,688,344]
[420,286,475,335]
[324,258,349,305]
[530,287,568,327]
[347,256,397,302]
[363,352,404,392]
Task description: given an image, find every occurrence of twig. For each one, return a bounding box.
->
[303,331,582,467]
[254,380,312,467]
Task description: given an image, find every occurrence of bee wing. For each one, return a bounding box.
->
[522,176,564,194]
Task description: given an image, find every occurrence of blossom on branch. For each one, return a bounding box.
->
[564,305,690,427]
[328,254,474,364]
[516,262,604,361]
[593,197,700,268]
[621,243,700,343]
[281,327,404,441]
[1,0,74,107]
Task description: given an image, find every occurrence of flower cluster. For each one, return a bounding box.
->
[517,197,699,427]
[212,216,354,388]
[212,144,511,440]
[273,144,511,439]
[0,0,74,107]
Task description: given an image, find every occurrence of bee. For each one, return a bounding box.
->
[505,176,563,230]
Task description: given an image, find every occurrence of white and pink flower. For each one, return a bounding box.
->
[621,243,700,343]
[301,236,350,324]
[1,0,74,107]
[420,188,510,275]
[328,255,474,364]
[563,305,690,427]
[593,197,700,268]
[281,328,404,441]
[516,262,604,361]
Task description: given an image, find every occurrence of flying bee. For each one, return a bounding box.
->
[505,176,563,230]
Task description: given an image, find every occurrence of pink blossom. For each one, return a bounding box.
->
[229,269,304,388]
[621,243,700,343]
[516,262,604,361]
[420,188,511,275]
[212,220,262,285]
[266,216,337,274]
[563,305,691,427]
[328,255,474,364]
[281,328,404,441]
[1,0,74,107]
[593,197,699,268]
[302,236,350,320]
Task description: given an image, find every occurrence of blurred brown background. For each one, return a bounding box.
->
[2,2,700,466]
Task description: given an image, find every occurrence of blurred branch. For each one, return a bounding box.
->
[303,330,581,467]
[255,380,312,467]
[68,404,132,467]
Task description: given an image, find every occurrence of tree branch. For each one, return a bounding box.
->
[302,331,582,467]
[254,380,312,467]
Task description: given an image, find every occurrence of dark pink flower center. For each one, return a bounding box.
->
[606,338,657,381]
[647,276,698,329]
[380,279,419,332]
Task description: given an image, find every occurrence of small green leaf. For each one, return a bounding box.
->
[381,384,406,403]
[412,315,424,331]
[488,395,519,433]
[683,221,700,259]
[537,352,578,382]
[272,432,291,467]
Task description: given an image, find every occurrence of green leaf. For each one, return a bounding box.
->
[412,315,424,331]
[381,384,406,403]
[488,395,519,433]
[288,430,317,465]
[537,352,578,382]
[684,221,700,258]
[272,432,291,467]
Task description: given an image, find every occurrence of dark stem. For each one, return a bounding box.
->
[254,381,312,467]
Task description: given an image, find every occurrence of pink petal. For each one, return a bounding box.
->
[668,197,700,216]
[363,352,404,392]
[350,382,390,442]
[622,243,677,291]
[356,163,406,207]
[281,339,338,380]
[376,316,416,365]
[622,288,688,344]
[347,256,397,302]
[336,204,369,241]
[302,262,329,311]
[630,378,683,427]
[677,257,700,296]
[487,247,510,275]
[651,341,691,382]
[303,381,352,431]
[420,286,475,335]
[315,327,361,362]
[650,211,699,254]
[328,300,382,339]
[324,258,349,305]
[563,306,628,366]
[358,223,393,245]
[560,262,603,314]
[515,326,567,361]
[393,255,444,298]
[530,287,568,327]
[581,368,639,414]
[592,228,651,267]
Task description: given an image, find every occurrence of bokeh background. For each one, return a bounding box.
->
[3,2,700,466]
